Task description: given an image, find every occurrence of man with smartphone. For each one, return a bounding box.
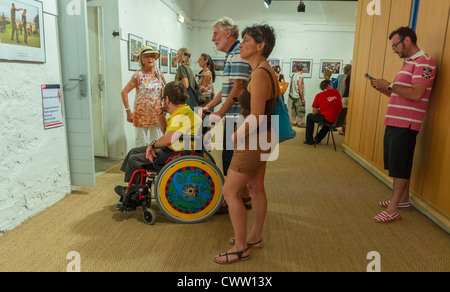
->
[369,27,436,223]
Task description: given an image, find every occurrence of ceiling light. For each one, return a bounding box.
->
[264,0,272,8]
[177,13,185,23]
[297,1,306,12]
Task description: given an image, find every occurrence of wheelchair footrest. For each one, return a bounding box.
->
[116,204,137,213]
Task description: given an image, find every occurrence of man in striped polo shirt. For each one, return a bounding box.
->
[371,27,436,223]
[202,17,252,173]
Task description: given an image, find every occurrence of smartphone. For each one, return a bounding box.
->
[365,73,375,81]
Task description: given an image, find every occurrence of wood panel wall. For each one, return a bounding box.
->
[344,0,450,229]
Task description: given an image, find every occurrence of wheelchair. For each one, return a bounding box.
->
[116,121,225,225]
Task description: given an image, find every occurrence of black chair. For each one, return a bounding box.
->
[314,108,348,151]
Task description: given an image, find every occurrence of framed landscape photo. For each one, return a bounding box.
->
[290,59,313,78]
[170,48,178,74]
[128,34,143,71]
[0,0,46,63]
[159,45,169,73]
[320,59,343,78]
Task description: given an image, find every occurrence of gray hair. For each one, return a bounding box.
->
[212,16,239,39]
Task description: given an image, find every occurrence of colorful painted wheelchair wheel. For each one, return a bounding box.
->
[154,155,224,224]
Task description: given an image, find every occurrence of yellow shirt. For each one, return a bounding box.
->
[166,105,202,152]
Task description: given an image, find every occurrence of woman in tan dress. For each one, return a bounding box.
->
[214,24,279,264]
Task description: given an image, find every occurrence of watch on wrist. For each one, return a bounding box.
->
[151,140,158,149]
[387,83,394,92]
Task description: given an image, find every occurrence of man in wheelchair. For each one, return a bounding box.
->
[115,81,203,212]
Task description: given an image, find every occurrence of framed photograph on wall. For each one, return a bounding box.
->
[0,0,46,63]
[146,40,158,49]
[170,48,178,74]
[212,57,225,75]
[268,58,282,69]
[159,45,169,73]
[290,59,313,78]
[128,34,143,71]
[320,59,343,78]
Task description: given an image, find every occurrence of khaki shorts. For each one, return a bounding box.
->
[291,98,305,118]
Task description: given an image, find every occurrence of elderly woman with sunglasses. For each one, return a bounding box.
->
[214,24,279,265]
[121,46,167,147]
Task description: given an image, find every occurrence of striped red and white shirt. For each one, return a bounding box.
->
[385,50,436,132]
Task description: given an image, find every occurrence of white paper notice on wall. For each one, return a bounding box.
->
[42,84,64,130]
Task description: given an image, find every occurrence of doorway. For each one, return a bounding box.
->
[87,6,108,158]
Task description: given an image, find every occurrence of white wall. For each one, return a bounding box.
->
[0,0,71,234]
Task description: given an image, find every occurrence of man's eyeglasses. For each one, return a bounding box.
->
[392,38,405,50]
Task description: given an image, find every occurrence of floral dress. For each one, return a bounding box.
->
[132,69,164,128]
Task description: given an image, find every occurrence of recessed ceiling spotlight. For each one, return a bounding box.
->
[297,1,306,12]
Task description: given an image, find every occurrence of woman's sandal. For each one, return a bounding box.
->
[229,238,263,249]
[215,203,229,215]
[243,197,252,210]
[215,198,252,215]
[214,248,250,265]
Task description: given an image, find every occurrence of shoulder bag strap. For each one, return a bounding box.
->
[259,67,276,100]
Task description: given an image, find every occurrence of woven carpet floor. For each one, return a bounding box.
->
[1,129,449,272]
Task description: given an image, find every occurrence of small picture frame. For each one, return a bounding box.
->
[268,58,282,69]
[159,45,169,73]
[212,57,226,75]
[170,48,178,74]
[146,41,158,49]
[290,59,313,78]
[320,59,343,78]
[128,34,143,71]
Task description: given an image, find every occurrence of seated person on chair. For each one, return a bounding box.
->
[115,81,203,200]
[304,80,343,145]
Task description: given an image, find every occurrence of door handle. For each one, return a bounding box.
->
[69,74,87,97]
[98,74,104,92]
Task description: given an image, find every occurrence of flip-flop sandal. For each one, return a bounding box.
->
[374,211,401,223]
[242,197,252,210]
[214,248,250,265]
[229,238,263,248]
[215,198,252,215]
[215,203,229,215]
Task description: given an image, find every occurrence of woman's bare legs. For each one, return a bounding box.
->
[215,166,267,263]
[246,165,267,246]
